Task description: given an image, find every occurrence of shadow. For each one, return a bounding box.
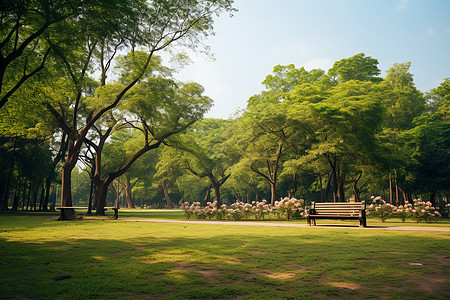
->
[1,218,449,299]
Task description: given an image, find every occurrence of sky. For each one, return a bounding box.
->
[171,0,450,119]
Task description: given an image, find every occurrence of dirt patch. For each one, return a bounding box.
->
[173,261,223,284]
[328,282,361,290]
[144,260,159,264]
[285,262,310,271]
[256,269,297,280]
[429,255,450,265]
[173,261,191,267]
[408,273,450,296]
[384,251,408,255]
[197,270,222,284]
[136,246,147,251]
[223,256,242,264]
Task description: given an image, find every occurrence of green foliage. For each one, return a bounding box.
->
[327,53,382,83]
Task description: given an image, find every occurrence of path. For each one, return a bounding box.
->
[105,218,450,232]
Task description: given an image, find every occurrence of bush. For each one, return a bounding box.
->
[252,200,271,220]
[409,199,441,223]
[367,196,442,223]
[367,196,395,222]
[274,197,305,221]
[181,198,307,221]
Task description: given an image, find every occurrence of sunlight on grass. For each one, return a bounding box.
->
[0,214,449,299]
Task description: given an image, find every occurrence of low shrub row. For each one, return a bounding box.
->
[181,196,447,223]
[181,197,305,221]
[367,196,444,222]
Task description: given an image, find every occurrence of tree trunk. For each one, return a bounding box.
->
[25,181,32,210]
[161,180,173,208]
[290,171,297,198]
[95,180,110,216]
[125,177,135,208]
[402,189,408,206]
[87,178,94,215]
[270,181,276,205]
[1,136,17,210]
[352,172,362,202]
[42,177,51,211]
[232,190,241,202]
[12,179,21,210]
[60,161,77,220]
[353,181,360,202]
[202,185,211,206]
[395,184,400,205]
[389,171,393,204]
[246,186,252,204]
[430,191,436,207]
[39,182,45,210]
[0,182,6,210]
[212,180,221,206]
[32,186,38,211]
[207,173,230,207]
[323,171,332,202]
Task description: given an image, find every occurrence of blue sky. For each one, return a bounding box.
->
[173,0,450,119]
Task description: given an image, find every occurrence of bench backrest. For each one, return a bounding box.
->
[311,201,365,216]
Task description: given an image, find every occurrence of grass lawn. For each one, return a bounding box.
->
[0,212,449,299]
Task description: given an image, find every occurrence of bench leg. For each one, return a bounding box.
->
[112,208,118,219]
[359,217,367,227]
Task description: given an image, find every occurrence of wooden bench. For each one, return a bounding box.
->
[307,201,366,227]
[56,206,119,220]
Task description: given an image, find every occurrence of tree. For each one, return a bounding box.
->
[156,118,234,206]
[41,0,233,219]
[290,81,384,202]
[89,78,212,215]
[377,62,426,203]
[0,0,146,109]
[427,77,450,119]
[327,53,382,83]
[404,78,450,204]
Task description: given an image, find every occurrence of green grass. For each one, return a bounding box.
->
[1,212,449,299]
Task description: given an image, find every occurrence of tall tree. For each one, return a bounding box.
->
[156,118,234,206]
[42,0,234,219]
[90,78,212,215]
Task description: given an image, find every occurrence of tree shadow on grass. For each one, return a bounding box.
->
[0,227,449,299]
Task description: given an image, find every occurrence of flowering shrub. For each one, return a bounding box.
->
[409,199,441,223]
[242,203,254,220]
[181,198,306,221]
[229,202,245,221]
[274,197,305,221]
[367,197,442,223]
[181,202,194,220]
[392,202,412,222]
[252,200,271,220]
[367,196,396,222]
[203,202,217,220]
[215,203,228,220]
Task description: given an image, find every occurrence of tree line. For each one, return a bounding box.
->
[0,0,235,219]
[0,2,448,216]
[153,55,449,208]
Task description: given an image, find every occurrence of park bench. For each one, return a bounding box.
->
[56,206,119,220]
[306,201,366,227]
